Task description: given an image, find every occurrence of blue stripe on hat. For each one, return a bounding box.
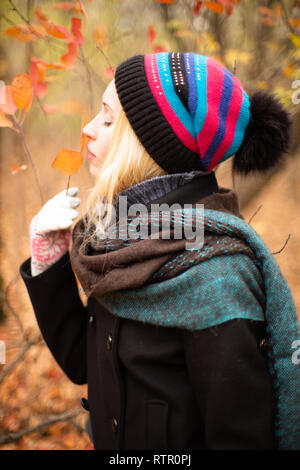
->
[193,54,208,136]
[219,91,251,163]
[201,72,234,169]
[184,53,197,118]
[156,53,196,139]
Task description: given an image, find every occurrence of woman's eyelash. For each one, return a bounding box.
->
[104,121,112,127]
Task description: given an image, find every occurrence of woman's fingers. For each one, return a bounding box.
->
[34,208,79,234]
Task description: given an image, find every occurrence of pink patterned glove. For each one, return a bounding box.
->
[30,187,81,276]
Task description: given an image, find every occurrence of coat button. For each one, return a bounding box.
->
[112,417,118,433]
[81,397,89,411]
[260,338,267,351]
[88,314,95,328]
[106,334,113,351]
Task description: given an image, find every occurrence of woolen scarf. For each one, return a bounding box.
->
[69,174,300,450]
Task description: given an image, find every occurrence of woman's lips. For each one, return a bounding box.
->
[87,148,96,160]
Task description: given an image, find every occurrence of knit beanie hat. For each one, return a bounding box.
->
[115,52,291,175]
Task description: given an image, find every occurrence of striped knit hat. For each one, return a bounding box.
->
[115,52,291,175]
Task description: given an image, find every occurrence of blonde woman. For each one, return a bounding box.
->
[20,52,300,450]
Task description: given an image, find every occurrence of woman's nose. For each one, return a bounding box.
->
[83,120,97,140]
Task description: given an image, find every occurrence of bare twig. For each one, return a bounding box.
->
[0,408,84,445]
[66,175,71,195]
[95,45,115,75]
[12,115,44,205]
[8,0,29,25]
[3,274,25,338]
[79,45,94,117]
[271,233,291,255]
[247,204,263,225]
[0,332,42,386]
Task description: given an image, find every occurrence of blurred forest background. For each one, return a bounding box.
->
[0,0,300,450]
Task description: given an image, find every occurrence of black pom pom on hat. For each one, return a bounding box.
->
[233,91,292,175]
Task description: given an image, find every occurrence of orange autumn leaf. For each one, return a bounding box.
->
[289,18,300,30]
[104,66,116,78]
[3,24,46,42]
[258,6,273,16]
[93,24,108,47]
[153,44,169,52]
[30,58,48,99]
[205,1,224,13]
[261,16,277,26]
[273,4,283,17]
[11,73,33,112]
[42,103,60,113]
[51,148,83,175]
[51,1,78,10]
[35,7,73,41]
[61,42,78,67]
[71,17,83,45]
[0,110,13,128]
[51,0,87,27]
[148,24,156,44]
[10,164,28,175]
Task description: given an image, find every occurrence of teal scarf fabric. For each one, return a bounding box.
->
[96,208,300,450]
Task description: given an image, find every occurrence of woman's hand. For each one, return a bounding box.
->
[30,187,81,276]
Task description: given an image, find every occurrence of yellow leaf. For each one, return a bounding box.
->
[290,33,300,48]
[51,148,83,175]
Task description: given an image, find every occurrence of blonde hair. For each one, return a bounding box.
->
[81,104,167,247]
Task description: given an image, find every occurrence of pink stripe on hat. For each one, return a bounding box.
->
[208,78,244,171]
[144,54,198,154]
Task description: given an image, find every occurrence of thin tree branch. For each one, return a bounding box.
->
[0,332,42,386]
[271,233,291,255]
[247,204,263,225]
[3,273,25,338]
[0,408,84,446]
[8,0,29,25]
[12,115,44,205]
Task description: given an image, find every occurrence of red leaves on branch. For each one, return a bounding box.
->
[3,24,47,42]
[193,0,242,16]
[153,0,175,3]
[71,17,83,45]
[35,7,73,41]
[61,43,78,67]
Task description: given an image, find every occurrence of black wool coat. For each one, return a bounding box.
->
[19,180,275,450]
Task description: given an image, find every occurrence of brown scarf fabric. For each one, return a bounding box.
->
[70,187,255,299]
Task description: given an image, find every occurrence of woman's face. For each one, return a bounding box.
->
[83,79,121,177]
